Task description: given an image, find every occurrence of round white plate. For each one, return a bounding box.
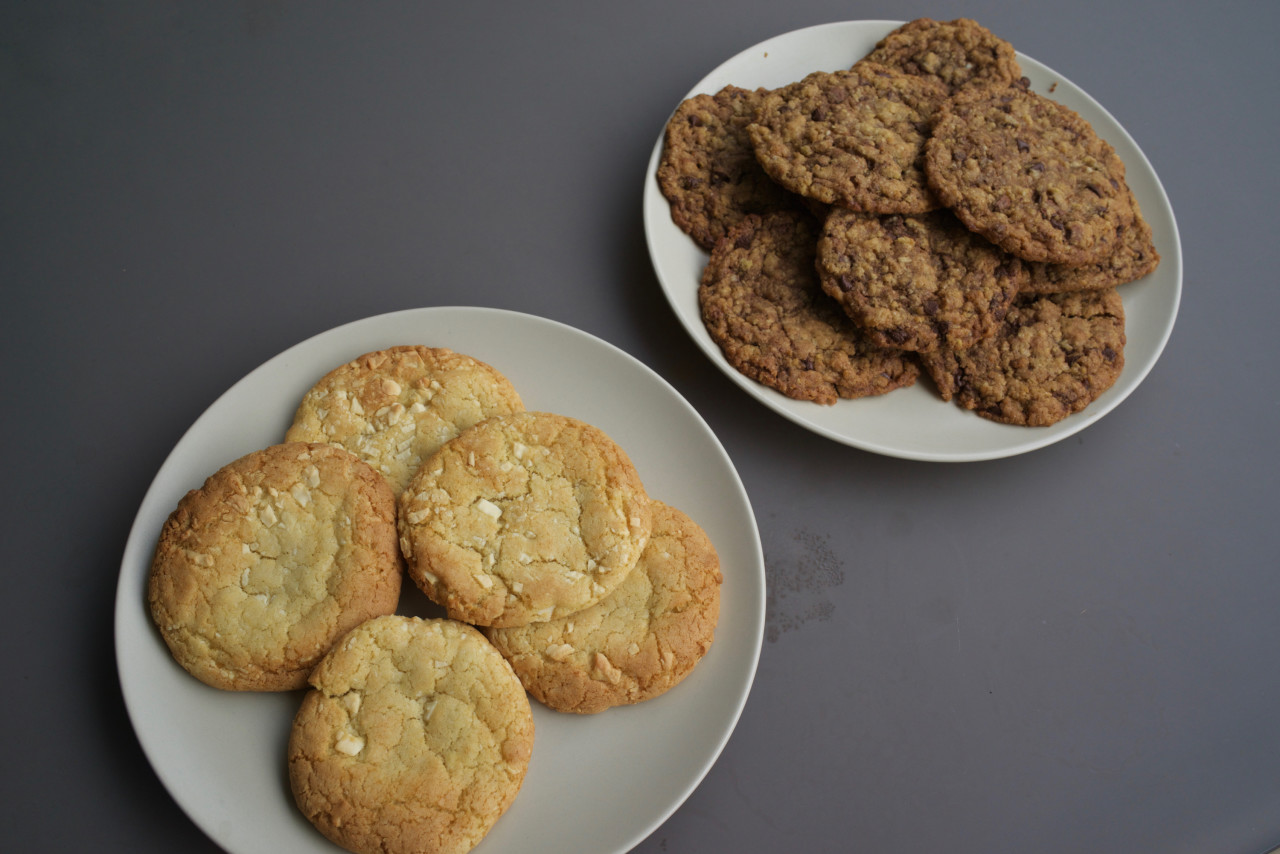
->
[115,307,765,854]
[643,20,1182,462]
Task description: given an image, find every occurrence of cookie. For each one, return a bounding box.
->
[148,442,403,691]
[285,346,524,497]
[398,411,653,628]
[656,85,805,251]
[919,288,1126,426]
[288,616,533,854]
[924,83,1134,265]
[747,63,949,213]
[699,210,920,404]
[1022,189,1160,294]
[486,501,721,715]
[817,208,1024,352]
[861,17,1022,94]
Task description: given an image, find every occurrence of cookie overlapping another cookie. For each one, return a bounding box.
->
[656,16,1161,427]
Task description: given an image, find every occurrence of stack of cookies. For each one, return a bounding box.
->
[657,17,1160,426]
[148,345,723,854]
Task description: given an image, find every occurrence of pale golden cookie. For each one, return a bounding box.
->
[288,616,533,854]
[486,501,722,714]
[148,442,402,691]
[398,412,653,628]
[286,346,524,497]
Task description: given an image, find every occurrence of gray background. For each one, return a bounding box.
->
[4,1,1279,852]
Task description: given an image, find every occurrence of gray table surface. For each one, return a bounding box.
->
[5,1,1279,852]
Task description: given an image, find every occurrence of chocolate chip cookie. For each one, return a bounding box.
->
[656,85,804,251]
[1022,188,1160,294]
[924,83,1134,265]
[699,210,920,404]
[747,63,949,213]
[861,17,1023,94]
[816,208,1023,352]
[919,288,1126,426]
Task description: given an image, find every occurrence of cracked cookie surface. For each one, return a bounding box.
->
[817,208,1023,353]
[656,85,805,251]
[862,17,1022,94]
[747,63,948,213]
[286,346,524,497]
[486,500,722,715]
[398,412,652,628]
[288,615,533,854]
[148,442,402,691]
[925,83,1134,265]
[699,210,919,404]
[919,288,1126,426]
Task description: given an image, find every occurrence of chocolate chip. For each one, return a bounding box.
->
[1016,139,1030,153]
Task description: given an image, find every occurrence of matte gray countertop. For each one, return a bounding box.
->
[5,2,1279,852]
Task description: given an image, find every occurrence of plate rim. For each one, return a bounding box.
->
[114,305,766,854]
[643,19,1183,463]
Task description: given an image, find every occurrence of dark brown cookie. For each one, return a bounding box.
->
[816,208,1024,352]
[924,84,1134,266]
[919,288,1126,426]
[861,18,1022,94]
[656,85,803,251]
[747,63,949,213]
[699,210,920,405]
[1021,189,1160,294]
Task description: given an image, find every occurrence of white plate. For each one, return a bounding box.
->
[643,20,1182,462]
[115,307,765,854]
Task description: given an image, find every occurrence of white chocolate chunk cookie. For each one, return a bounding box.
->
[285,346,524,497]
[288,616,533,854]
[147,442,402,691]
[486,501,722,714]
[398,411,653,628]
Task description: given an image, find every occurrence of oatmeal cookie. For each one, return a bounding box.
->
[1022,188,1160,294]
[816,208,1023,352]
[148,442,403,691]
[288,616,533,854]
[656,85,804,250]
[747,63,949,213]
[924,83,1134,265]
[699,210,920,404]
[862,17,1022,93]
[919,288,1126,426]
[486,501,721,714]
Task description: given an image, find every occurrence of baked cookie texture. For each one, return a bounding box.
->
[285,346,524,497]
[919,288,1127,426]
[699,210,920,404]
[398,412,653,628]
[289,616,533,854]
[747,63,949,213]
[657,85,805,251]
[924,83,1134,266]
[862,17,1023,93]
[817,208,1024,353]
[148,442,402,691]
[486,501,722,715]
[1022,188,1160,294]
